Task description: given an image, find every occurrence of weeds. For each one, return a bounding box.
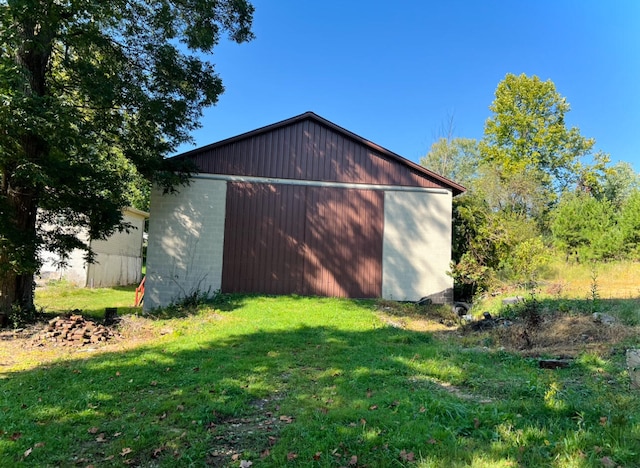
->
[589,263,601,314]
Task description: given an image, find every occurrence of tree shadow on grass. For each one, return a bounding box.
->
[1,314,638,466]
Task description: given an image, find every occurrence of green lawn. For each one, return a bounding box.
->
[35,281,139,320]
[1,293,639,467]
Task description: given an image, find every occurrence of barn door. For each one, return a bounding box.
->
[222,182,383,298]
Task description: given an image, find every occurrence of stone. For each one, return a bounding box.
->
[592,313,616,326]
[627,349,640,388]
[502,296,524,305]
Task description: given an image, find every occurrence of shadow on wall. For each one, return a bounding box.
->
[145,180,226,309]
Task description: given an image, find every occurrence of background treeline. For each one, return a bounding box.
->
[421,73,640,298]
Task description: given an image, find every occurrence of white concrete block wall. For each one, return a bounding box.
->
[382,190,453,302]
[144,179,227,310]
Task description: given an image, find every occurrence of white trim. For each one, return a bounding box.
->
[190,173,451,194]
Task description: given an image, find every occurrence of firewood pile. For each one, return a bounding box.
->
[33,314,120,346]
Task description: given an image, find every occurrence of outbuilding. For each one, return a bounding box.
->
[39,207,148,288]
[144,112,464,310]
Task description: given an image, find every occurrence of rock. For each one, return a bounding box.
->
[592,313,616,326]
[539,359,572,369]
[502,296,524,305]
[627,349,640,388]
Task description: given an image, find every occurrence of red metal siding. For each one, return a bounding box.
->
[190,119,446,189]
[222,182,383,298]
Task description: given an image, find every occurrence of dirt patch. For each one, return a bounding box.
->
[375,301,639,358]
[0,314,161,373]
[490,313,638,357]
[206,396,289,467]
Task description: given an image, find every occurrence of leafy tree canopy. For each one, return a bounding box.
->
[480,73,608,220]
[0,0,254,317]
[420,137,479,187]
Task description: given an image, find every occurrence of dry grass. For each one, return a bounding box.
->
[492,313,639,357]
[544,260,640,299]
[0,315,162,373]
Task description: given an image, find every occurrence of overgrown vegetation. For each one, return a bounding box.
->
[423,73,640,299]
[0,274,638,467]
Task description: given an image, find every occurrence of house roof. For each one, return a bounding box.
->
[175,112,466,196]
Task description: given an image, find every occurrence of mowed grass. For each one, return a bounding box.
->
[35,281,138,320]
[1,290,639,467]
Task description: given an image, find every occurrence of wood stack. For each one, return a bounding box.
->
[36,314,119,345]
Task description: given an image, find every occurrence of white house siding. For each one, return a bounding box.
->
[86,209,147,287]
[39,230,90,285]
[382,190,453,302]
[39,208,147,287]
[144,179,227,310]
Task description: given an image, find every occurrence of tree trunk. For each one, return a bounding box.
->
[0,185,38,317]
[0,11,54,321]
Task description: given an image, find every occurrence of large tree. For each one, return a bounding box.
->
[480,73,607,225]
[0,0,254,320]
[420,137,479,187]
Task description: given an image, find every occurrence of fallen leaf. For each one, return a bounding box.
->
[115,371,121,377]
[23,448,32,458]
[240,461,253,468]
[369,405,378,410]
[113,432,122,437]
[599,416,608,426]
[120,447,132,456]
[366,390,373,398]
[150,381,158,386]
[313,452,322,460]
[427,438,437,445]
[95,433,107,442]
[231,454,240,461]
[474,418,480,429]
[348,455,358,465]
[400,450,415,461]
[176,404,184,411]
[261,448,270,458]
[34,442,45,448]
[103,455,115,461]
[419,406,426,413]
[88,427,99,434]
[279,415,293,423]
[287,452,298,461]
[600,456,615,467]
[152,447,164,458]
[10,432,22,441]
[268,436,277,446]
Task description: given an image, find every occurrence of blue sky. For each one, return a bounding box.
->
[177,0,640,172]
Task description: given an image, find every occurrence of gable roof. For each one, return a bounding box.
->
[175,112,466,196]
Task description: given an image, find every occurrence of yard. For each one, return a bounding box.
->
[0,268,639,467]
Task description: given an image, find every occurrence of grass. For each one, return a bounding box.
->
[1,283,639,466]
[35,280,139,320]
